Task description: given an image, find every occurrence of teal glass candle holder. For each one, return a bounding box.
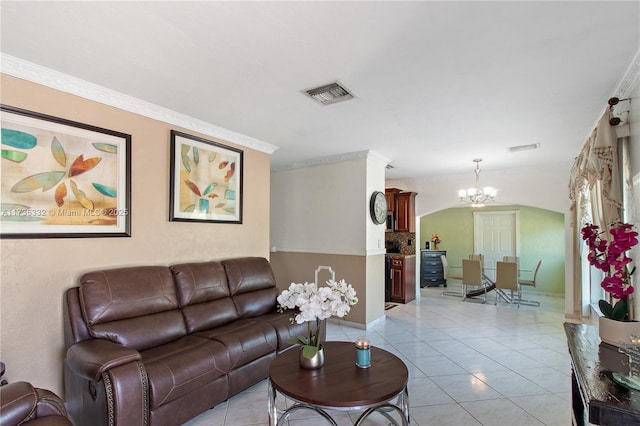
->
[355,338,371,368]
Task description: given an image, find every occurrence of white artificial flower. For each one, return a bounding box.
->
[278,280,357,319]
[277,278,358,348]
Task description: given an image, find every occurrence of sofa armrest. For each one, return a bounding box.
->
[35,387,70,418]
[0,381,38,426]
[67,339,141,382]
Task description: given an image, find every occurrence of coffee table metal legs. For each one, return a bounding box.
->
[268,379,277,425]
[268,379,337,426]
[268,379,410,425]
[355,386,410,426]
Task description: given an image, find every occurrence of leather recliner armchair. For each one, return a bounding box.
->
[0,381,73,426]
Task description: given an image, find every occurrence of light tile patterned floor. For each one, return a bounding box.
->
[183,288,571,425]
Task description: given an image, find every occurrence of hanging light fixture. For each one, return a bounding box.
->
[457,159,497,207]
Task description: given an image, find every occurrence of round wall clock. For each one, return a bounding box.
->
[369,191,388,225]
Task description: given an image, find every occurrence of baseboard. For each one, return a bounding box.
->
[328,314,386,330]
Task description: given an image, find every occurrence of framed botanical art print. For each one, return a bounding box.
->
[169,130,243,223]
[1,105,131,238]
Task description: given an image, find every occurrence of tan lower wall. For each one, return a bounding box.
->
[270,252,386,326]
[366,254,386,324]
[0,75,272,395]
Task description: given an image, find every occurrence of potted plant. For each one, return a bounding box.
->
[277,279,358,368]
[581,221,638,346]
[431,233,441,250]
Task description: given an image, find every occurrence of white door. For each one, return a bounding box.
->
[473,211,519,281]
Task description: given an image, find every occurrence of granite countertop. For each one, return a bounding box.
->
[386,253,416,258]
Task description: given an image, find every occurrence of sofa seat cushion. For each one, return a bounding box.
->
[194,319,277,369]
[141,336,230,410]
[260,312,309,351]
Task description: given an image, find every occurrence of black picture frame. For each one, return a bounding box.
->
[1,105,131,238]
[169,130,243,224]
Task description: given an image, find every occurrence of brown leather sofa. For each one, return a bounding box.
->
[0,381,73,426]
[63,257,314,426]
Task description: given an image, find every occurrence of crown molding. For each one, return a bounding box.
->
[614,46,640,98]
[272,149,391,172]
[0,53,278,155]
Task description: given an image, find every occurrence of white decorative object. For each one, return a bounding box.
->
[314,265,335,286]
[598,316,640,347]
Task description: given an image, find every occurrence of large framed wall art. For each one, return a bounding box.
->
[169,130,243,224]
[1,105,131,238]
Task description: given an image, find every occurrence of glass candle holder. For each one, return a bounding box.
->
[355,338,371,368]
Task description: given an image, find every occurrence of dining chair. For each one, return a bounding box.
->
[503,255,519,266]
[503,255,520,280]
[462,259,486,302]
[518,260,542,306]
[441,255,464,297]
[469,254,485,277]
[495,261,519,307]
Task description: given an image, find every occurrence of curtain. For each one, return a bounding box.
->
[569,110,622,227]
[568,109,623,318]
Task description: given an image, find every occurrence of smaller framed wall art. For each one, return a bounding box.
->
[1,105,131,238]
[169,130,243,224]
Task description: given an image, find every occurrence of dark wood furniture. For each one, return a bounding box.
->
[564,322,640,425]
[385,188,400,213]
[268,341,409,425]
[420,250,446,288]
[389,255,416,304]
[384,189,416,233]
[395,192,416,233]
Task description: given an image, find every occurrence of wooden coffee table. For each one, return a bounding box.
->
[268,341,409,425]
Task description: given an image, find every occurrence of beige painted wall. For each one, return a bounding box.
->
[0,75,272,395]
[270,252,389,326]
[270,153,388,327]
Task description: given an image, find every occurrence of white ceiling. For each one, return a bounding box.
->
[1,1,639,179]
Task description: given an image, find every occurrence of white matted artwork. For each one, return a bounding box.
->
[1,105,131,238]
[169,130,243,223]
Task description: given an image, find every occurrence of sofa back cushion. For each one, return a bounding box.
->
[222,257,278,318]
[79,266,186,351]
[170,261,239,333]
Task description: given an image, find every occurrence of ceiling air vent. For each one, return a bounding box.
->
[508,143,540,153]
[303,81,354,105]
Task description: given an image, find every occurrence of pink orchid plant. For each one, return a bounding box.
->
[581,222,638,321]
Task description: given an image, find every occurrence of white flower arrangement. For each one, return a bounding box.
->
[277,279,358,358]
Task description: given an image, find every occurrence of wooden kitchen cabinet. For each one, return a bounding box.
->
[389,255,416,304]
[385,188,401,213]
[384,188,416,233]
[395,192,416,233]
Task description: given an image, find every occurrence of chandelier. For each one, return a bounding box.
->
[457,159,497,207]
